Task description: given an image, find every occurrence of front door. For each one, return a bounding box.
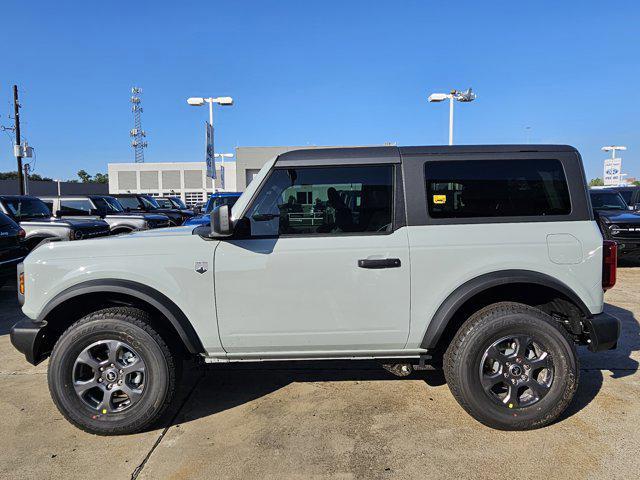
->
[214,164,410,355]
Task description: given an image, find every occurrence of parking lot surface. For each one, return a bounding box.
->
[1,268,638,480]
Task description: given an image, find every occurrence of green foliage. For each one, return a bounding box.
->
[76,170,108,183]
[0,171,53,181]
[589,178,604,186]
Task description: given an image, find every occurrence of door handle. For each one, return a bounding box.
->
[357,258,401,269]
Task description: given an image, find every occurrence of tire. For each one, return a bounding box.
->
[48,307,178,435]
[444,302,578,430]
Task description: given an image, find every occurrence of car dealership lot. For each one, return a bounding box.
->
[0,268,638,480]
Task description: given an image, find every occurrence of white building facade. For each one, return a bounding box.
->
[108,161,237,206]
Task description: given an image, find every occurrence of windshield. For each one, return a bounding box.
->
[141,196,160,209]
[170,197,187,209]
[619,190,633,204]
[154,198,173,208]
[205,195,240,213]
[3,197,51,219]
[94,197,124,213]
[232,157,277,219]
[590,192,628,210]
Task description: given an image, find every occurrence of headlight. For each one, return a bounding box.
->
[609,224,620,235]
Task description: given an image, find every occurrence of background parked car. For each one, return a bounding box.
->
[0,211,28,287]
[608,185,640,211]
[0,195,111,251]
[154,196,195,217]
[113,194,191,226]
[183,192,241,226]
[39,195,170,234]
[590,189,640,259]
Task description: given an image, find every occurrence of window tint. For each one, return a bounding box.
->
[3,198,51,219]
[60,199,94,215]
[117,197,142,209]
[155,198,173,208]
[245,165,393,236]
[618,190,633,204]
[590,192,627,210]
[425,159,571,218]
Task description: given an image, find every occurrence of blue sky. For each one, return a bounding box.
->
[1,0,639,181]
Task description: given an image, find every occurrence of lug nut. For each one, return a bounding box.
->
[118,380,123,385]
[119,369,123,374]
[98,378,102,382]
[521,375,527,380]
[511,379,517,384]
[506,362,511,366]
[503,373,509,377]
[99,367,104,372]
[110,363,115,368]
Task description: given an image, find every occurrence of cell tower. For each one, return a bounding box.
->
[130,87,147,163]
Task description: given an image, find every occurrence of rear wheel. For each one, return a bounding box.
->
[444,302,578,430]
[48,307,178,435]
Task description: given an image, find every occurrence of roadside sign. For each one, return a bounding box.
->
[205,121,215,179]
[603,157,622,186]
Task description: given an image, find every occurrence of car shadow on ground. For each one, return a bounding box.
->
[171,302,639,429]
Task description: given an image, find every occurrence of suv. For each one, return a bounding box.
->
[0,211,28,287]
[0,195,111,251]
[611,185,640,211]
[183,192,241,226]
[40,195,171,234]
[590,188,640,258]
[10,145,620,435]
[114,194,193,226]
[154,196,195,216]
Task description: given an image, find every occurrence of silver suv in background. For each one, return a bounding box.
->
[0,195,110,251]
[40,195,170,235]
[10,145,620,435]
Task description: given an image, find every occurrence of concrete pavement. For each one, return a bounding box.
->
[1,269,639,480]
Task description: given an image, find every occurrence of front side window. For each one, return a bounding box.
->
[155,198,173,208]
[140,196,160,209]
[60,199,94,215]
[117,197,142,210]
[245,165,393,236]
[425,159,571,218]
[3,198,51,220]
[170,197,187,209]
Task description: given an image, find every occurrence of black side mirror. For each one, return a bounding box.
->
[210,205,233,237]
[55,209,63,218]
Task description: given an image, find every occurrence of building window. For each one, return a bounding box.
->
[162,170,181,190]
[184,191,205,207]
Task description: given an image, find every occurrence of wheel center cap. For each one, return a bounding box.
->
[509,365,523,377]
[105,370,117,382]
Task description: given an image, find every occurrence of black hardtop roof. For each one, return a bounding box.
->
[276,144,579,165]
[0,195,43,200]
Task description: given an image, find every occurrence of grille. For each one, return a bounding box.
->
[611,223,640,239]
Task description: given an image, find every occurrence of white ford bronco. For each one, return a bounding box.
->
[10,145,620,435]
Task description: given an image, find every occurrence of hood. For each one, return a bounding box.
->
[125,225,195,238]
[183,214,210,226]
[596,209,640,223]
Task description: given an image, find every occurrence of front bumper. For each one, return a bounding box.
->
[584,312,621,352]
[10,318,49,365]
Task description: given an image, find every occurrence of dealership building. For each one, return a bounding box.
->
[107,146,355,206]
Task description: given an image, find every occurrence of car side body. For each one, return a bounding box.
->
[0,195,111,251]
[39,195,171,234]
[9,145,621,433]
[0,211,28,285]
[183,192,242,227]
[590,188,640,258]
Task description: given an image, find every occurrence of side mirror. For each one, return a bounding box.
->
[210,205,233,237]
[55,209,63,218]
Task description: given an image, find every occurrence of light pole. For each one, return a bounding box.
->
[427,88,476,145]
[601,145,626,160]
[602,146,627,186]
[214,153,233,191]
[187,96,233,182]
[187,96,233,125]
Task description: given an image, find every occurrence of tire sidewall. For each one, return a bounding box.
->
[48,318,171,433]
[451,310,578,429]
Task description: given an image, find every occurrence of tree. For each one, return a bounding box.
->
[589,178,604,186]
[633,181,640,187]
[0,171,53,181]
[77,170,92,183]
[76,170,108,183]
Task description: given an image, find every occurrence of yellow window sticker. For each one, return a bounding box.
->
[433,194,447,204]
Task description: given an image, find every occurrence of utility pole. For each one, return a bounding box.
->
[13,85,25,195]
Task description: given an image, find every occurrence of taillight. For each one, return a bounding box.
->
[17,228,26,239]
[19,272,25,295]
[602,240,617,291]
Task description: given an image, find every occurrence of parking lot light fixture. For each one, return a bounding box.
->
[187,96,234,124]
[427,88,476,145]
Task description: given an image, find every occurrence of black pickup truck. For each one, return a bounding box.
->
[113,194,193,226]
[590,189,640,258]
[0,211,28,286]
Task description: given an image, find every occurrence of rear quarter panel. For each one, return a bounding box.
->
[406,220,604,348]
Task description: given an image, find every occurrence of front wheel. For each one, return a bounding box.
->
[444,302,578,430]
[48,307,178,435]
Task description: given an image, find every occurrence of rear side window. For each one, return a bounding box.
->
[425,159,571,218]
[60,199,93,215]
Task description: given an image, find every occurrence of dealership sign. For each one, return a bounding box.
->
[603,157,622,186]
[205,121,216,179]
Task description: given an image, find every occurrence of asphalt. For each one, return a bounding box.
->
[1,268,639,480]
